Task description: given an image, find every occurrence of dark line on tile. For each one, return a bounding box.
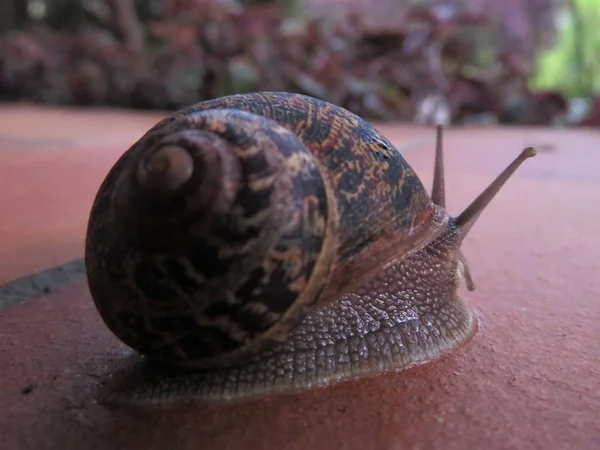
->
[0,259,86,311]
[0,135,75,149]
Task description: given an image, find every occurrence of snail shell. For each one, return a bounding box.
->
[84,92,535,405]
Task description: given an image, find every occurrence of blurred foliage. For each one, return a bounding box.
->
[0,0,596,126]
[531,0,600,98]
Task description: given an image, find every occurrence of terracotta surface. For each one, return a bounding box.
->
[1,108,599,450]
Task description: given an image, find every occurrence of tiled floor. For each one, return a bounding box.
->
[1,106,599,450]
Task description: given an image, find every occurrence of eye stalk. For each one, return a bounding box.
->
[455,146,537,238]
[431,125,537,237]
[431,124,446,208]
[432,125,537,291]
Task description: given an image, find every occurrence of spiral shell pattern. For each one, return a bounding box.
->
[85,92,445,369]
[86,108,337,367]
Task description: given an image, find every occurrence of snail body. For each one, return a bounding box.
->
[85,91,535,405]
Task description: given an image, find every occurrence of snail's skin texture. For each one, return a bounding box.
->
[101,220,475,406]
[85,91,534,406]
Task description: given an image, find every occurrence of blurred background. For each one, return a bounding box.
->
[0,0,598,127]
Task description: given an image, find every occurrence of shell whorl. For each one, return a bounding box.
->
[85,108,338,367]
[137,145,194,192]
[112,124,243,253]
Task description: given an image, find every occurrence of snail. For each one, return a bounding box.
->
[85,91,535,406]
